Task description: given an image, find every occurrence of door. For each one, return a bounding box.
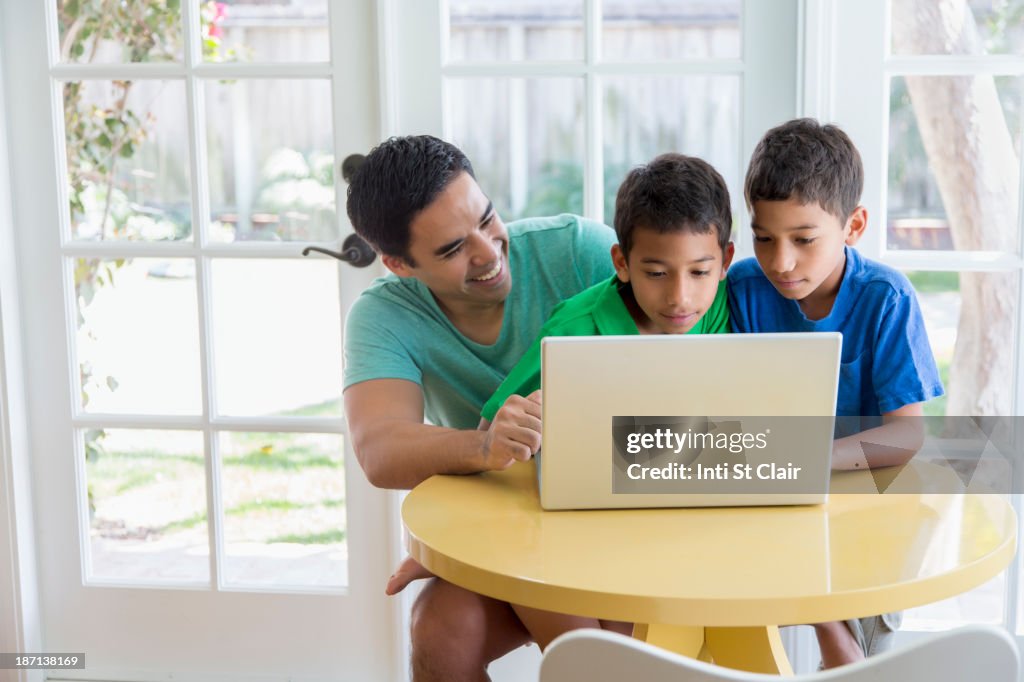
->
[1,1,399,679]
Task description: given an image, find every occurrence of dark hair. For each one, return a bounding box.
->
[346,135,474,262]
[613,153,732,258]
[744,118,863,222]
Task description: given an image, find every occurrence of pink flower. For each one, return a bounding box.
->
[204,1,228,39]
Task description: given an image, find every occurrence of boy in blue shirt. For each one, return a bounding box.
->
[728,118,944,667]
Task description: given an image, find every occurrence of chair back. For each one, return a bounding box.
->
[539,626,1019,682]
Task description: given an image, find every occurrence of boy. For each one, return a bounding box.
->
[481,152,734,420]
[389,153,736,650]
[727,118,944,666]
[476,153,734,647]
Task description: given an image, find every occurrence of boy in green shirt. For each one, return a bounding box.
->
[481,152,734,423]
[465,153,736,648]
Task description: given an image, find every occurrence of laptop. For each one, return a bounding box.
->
[538,332,841,510]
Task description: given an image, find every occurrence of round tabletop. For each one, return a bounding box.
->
[402,460,1017,627]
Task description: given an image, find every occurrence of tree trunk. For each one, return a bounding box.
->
[891,0,1020,417]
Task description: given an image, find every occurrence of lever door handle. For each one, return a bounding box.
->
[301,153,377,267]
[302,233,376,267]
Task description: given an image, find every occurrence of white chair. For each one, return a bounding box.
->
[539,626,1019,682]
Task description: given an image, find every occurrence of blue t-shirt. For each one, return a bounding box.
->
[344,214,617,430]
[727,246,943,421]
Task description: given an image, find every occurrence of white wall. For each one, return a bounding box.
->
[0,0,44,679]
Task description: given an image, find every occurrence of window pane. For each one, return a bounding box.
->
[56,0,182,63]
[64,80,192,241]
[75,258,202,415]
[602,0,741,61]
[448,0,583,62]
[907,270,1019,419]
[447,77,585,222]
[201,0,330,63]
[86,429,208,584]
[220,432,346,589]
[891,0,1024,56]
[210,259,342,417]
[205,79,336,243]
[887,76,1021,252]
[603,75,740,224]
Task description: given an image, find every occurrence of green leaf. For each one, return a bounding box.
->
[105,376,119,391]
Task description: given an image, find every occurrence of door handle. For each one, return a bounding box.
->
[301,153,376,267]
[302,234,376,267]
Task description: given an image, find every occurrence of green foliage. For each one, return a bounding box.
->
[268,529,346,545]
[279,397,342,418]
[924,358,951,426]
[251,148,337,241]
[907,271,959,294]
[513,160,631,225]
[59,1,244,456]
[222,446,341,471]
[58,0,181,64]
[983,0,1024,54]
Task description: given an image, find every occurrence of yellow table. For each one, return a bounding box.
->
[402,461,1016,674]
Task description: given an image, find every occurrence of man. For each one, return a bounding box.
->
[343,135,616,681]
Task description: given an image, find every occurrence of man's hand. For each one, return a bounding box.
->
[479,390,542,470]
[385,555,435,595]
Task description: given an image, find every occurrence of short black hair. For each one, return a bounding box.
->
[346,135,475,262]
[613,153,732,258]
[744,118,863,222]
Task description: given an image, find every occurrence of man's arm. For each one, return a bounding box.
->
[345,379,542,489]
[831,402,925,470]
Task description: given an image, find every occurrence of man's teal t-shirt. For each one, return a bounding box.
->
[343,214,617,430]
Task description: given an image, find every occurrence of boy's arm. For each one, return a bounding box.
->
[481,324,547,422]
[831,402,925,470]
[344,379,540,489]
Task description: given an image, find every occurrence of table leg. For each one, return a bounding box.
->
[633,624,709,661]
[704,626,793,675]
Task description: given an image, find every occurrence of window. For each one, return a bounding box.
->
[437,0,778,235]
[832,0,1024,638]
[6,1,393,677]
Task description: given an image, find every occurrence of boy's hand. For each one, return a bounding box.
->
[832,405,924,470]
[480,390,542,470]
[385,555,435,595]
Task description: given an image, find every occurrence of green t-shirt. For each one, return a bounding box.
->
[480,274,730,421]
[343,214,617,430]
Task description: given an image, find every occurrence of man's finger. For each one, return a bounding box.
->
[504,434,536,461]
[520,391,544,417]
[509,425,542,455]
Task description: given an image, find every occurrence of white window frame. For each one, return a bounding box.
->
[388,0,800,262]
[825,0,1024,653]
[0,0,402,679]
[37,0,378,597]
[0,9,45,681]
